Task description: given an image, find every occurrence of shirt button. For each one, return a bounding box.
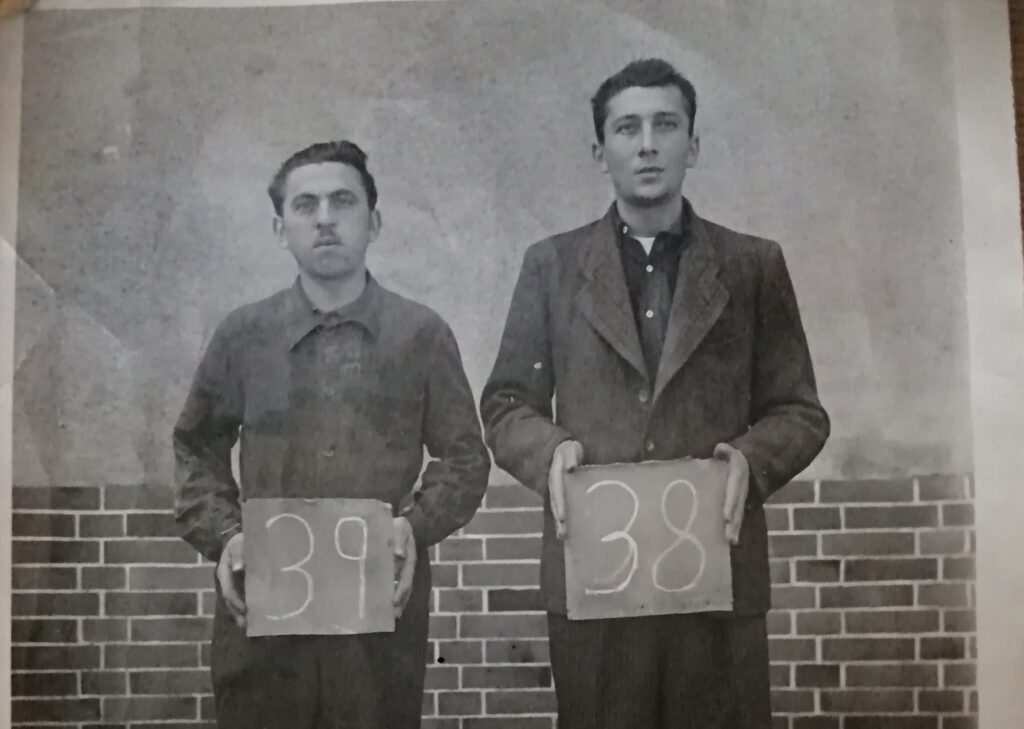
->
[323,447,336,458]
[645,309,655,319]
[638,390,649,404]
[646,265,654,273]
[646,440,655,452]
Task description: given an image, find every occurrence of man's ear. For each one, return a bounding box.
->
[368,208,382,243]
[592,142,608,173]
[686,132,701,169]
[273,216,287,249]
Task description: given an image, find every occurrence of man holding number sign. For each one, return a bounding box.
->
[481,60,829,728]
[173,141,489,729]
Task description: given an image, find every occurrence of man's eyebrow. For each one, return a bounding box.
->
[290,188,357,203]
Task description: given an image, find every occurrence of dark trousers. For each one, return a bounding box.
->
[548,612,772,729]
[210,558,430,729]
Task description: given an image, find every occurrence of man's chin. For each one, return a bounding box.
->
[301,265,357,282]
[623,189,675,209]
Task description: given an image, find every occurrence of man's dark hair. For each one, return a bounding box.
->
[268,140,378,215]
[591,58,697,143]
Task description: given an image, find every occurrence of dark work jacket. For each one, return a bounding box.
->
[173,275,490,562]
[480,206,830,616]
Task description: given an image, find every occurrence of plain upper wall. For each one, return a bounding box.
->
[12,0,970,486]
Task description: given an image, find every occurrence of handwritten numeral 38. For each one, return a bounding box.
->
[584,479,706,595]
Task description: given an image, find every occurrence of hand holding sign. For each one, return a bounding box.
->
[392,516,416,618]
[217,532,247,628]
[714,443,750,545]
[548,440,584,540]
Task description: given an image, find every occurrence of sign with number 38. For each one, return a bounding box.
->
[563,458,733,620]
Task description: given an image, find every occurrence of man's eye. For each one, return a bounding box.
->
[293,198,317,213]
[656,119,679,129]
[617,123,638,135]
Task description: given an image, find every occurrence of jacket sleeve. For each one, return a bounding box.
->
[480,244,573,495]
[730,240,830,500]
[401,322,491,546]
[172,320,244,563]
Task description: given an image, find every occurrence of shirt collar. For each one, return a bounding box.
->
[611,197,693,247]
[284,273,382,350]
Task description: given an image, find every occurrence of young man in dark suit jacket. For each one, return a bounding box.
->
[481,59,830,729]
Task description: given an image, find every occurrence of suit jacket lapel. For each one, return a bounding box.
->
[653,215,729,403]
[575,211,649,382]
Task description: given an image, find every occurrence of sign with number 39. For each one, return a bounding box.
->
[563,458,733,620]
[243,498,395,637]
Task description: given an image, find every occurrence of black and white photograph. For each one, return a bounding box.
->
[1,0,1022,727]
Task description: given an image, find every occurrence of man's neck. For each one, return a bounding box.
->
[616,195,683,237]
[298,269,367,312]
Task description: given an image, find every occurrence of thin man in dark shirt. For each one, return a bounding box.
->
[173,140,489,729]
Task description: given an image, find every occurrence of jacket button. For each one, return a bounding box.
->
[638,390,649,404]
[645,440,655,452]
[323,447,336,458]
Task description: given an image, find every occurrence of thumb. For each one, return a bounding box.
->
[564,442,582,472]
[395,520,410,557]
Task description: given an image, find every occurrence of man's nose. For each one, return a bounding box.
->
[639,122,657,156]
[316,199,336,225]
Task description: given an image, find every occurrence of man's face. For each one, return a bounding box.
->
[274,161,381,281]
[593,85,699,208]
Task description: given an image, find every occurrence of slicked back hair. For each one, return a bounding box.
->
[591,59,697,143]
[268,140,378,215]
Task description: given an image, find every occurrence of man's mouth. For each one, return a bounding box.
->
[636,166,663,175]
[314,238,341,248]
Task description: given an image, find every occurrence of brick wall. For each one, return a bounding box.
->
[11,475,976,728]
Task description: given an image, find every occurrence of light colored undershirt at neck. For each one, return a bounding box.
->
[636,236,656,255]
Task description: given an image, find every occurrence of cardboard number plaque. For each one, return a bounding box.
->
[563,458,733,620]
[243,498,395,636]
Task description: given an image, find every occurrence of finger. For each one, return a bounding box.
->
[563,443,581,472]
[550,473,565,522]
[722,464,740,522]
[725,504,738,542]
[549,451,567,536]
[726,510,744,545]
[550,475,567,541]
[394,540,417,614]
[397,568,415,618]
[218,563,247,625]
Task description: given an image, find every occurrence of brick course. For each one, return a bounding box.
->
[10,476,977,728]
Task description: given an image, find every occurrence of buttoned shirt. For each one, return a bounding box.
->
[173,275,490,561]
[612,199,693,379]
